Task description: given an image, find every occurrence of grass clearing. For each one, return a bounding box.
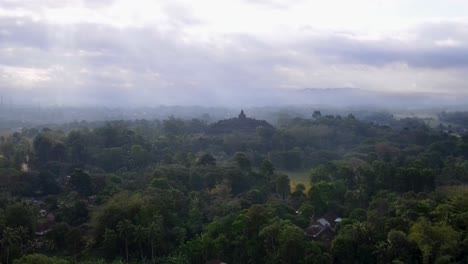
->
[279,169,311,190]
[437,184,468,196]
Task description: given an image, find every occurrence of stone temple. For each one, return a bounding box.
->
[207,110,275,135]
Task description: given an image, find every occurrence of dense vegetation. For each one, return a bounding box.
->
[0,111,467,263]
[439,111,468,129]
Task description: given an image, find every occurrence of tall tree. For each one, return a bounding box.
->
[134,225,147,263]
[147,218,163,262]
[117,219,134,262]
[68,169,92,196]
[409,218,458,264]
[275,174,290,200]
[16,226,29,255]
[2,227,18,264]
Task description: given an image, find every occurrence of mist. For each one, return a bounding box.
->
[2,2,468,263]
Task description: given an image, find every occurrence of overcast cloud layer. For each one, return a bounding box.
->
[1,0,468,106]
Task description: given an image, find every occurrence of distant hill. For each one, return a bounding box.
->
[275,88,468,109]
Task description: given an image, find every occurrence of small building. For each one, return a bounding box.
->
[206,259,227,264]
[304,224,334,244]
[317,218,330,227]
[21,162,29,172]
[46,213,55,224]
[35,229,51,236]
[304,213,342,244]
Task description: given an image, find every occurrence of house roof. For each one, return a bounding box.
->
[206,259,227,264]
[304,225,327,237]
[317,218,330,227]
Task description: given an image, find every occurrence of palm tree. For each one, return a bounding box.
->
[134,225,147,263]
[2,227,19,264]
[117,219,134,262]
[16,226,29,255]
[147,218,163,263]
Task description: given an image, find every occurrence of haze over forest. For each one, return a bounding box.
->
[2,1,468,264]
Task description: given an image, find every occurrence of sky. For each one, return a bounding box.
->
[0,0,468,106]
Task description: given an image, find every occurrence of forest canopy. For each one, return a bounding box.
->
[0,111,467,264]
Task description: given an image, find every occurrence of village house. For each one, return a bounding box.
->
[304,213,342,244]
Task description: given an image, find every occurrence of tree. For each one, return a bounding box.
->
[163,117,186,136]
[259,218,305,263]
[95,147,125,171]
[196,153,216,166]
[275,174,290,200]
[33,135,54,164]
[256,126,274,142]
[51,142,66,162]
[188,193,204,236]
[308,182,343,216]
[12,254,69,264]
[290,183,306,209]
[259,218,283,262]
[2,227,18,264]
[59,199,89,226]
[67,130,88,163]
[117,219,134,262]
[102,228,119,259]
[233,152,251,171]
[261,160,274,178]
[47,223,70,251]
[268,150,303,170]
[65,227,84,262]
[331,223,375,264]
[409,218,458,264]
[38,171,60,195]
[129,145,149,168]
[0,141,15,161]
[147,217,163,262]
[16,226,29,255]
[68,169,92,196]
[304,242,332,264]
[278,224,306,263]
[134,225,147,263]
[310,165,332,183]
[312,110,322,119]
[375,230,421,264]
[4,203,34,231]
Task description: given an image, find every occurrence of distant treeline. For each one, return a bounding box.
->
[438,111,468,126]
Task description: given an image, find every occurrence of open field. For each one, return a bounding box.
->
[437,184,468,196]
[280,169,311,190]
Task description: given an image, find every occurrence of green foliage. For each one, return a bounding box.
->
[233,152,251,171]
[13,254,69,264]
[4,203,35,231]
[268,150,303,170]
[68,169,92,196]
[274,174,290,200]
[331,223,375,264]
[0,113,468,263]
[409,218,459,264]
[196,153,216,166]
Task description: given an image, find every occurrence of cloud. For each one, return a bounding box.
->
[1,0,468,106]
[293,20,468,69]
[243,0,305,9]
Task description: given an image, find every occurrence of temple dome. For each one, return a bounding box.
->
[207,110,275,135]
